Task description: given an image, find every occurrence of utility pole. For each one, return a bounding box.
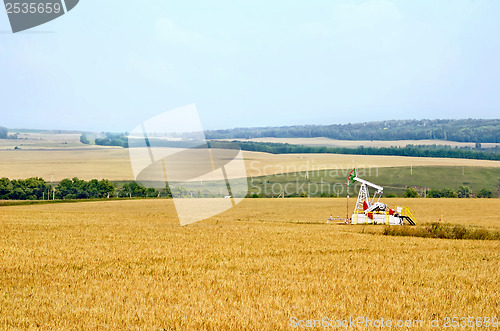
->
[346,195,349,220]
[51,175,54,200]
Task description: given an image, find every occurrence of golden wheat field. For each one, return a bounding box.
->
[0,148,499,181]
[1,198,499,329]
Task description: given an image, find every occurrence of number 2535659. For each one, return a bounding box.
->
[5,2,62,14]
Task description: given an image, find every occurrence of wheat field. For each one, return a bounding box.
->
[0,148,499,181]
[1,198,499,329]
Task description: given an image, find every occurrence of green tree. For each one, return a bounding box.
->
[10,187,26,200]
[0,177,12,199]
[457,185,472,198]
[427,188,458,198]
[56,177,85,199]
[95,133,128,148]
[8,177,49,200]
[477,188,493,198]
[86,179,100,198]
[98,179,115,198]
[426,189,440,198]
[56,178,75,198]
[441,188,458,198]
[80,133,90,144]
[403,187,419,198]
[121,182,147,197]
[145,187,157,197]
[0,126,7,139]
[163,183,172,198]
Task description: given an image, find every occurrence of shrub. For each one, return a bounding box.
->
[382,222,500,240]
[403,188,419,198]
[427,188,458,198]
[477,188,493,198]
[457,185,471,198]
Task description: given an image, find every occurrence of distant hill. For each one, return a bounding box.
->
[205,119,500,143]
[8,128,84,134]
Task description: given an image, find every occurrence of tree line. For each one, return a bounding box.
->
[403,186,493,198]
[0,177,495,200]
[216,141,500,161]
[205,119,500,143]
[0,177,172,200]
[80,132,128,148]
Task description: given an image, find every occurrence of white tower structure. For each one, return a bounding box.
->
[346,169,417,225]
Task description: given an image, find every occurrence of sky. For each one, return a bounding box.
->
[0,0,499,132]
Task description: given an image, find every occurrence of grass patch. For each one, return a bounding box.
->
[382,222,500,240]
[246,166,500,197]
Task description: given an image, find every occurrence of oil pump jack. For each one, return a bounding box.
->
[346,169,417,225]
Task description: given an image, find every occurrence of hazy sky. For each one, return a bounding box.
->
[1,0,499,132]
